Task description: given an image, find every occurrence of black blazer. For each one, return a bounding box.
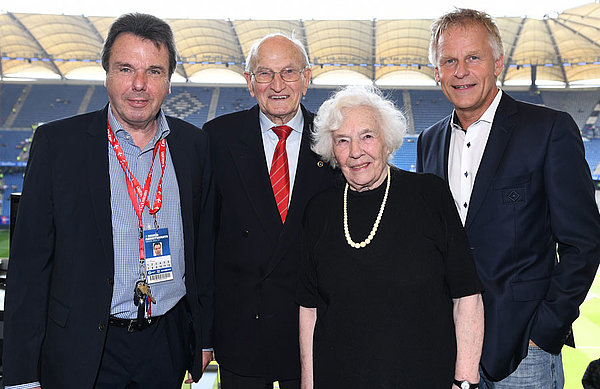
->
[3,105,214,387]
[204,105,337,380]
[417,92,600,380]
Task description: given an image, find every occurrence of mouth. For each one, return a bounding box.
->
[128,98,149,106]
[349,162,370,170]
[452,84,476,90]
[269,95,289,100]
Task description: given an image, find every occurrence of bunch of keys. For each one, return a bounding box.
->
[133,280,156,329]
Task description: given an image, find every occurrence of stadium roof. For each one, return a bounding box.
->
[1,2,600,86]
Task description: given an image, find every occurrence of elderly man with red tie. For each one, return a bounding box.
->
[203,33,337,389]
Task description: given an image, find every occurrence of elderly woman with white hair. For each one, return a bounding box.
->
[297,85,484,389]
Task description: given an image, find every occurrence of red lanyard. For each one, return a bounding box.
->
[107,119,167,269]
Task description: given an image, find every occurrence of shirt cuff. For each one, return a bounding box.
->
[5,382,42,389]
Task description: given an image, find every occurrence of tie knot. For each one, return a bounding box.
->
[272,125,293,140]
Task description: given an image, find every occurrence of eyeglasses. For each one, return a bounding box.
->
[250,68,306,83]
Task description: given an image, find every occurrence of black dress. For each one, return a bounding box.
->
[297,168,482,388]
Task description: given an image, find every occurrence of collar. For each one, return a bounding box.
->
[451,89,503,131]
[107,103,171,147]
[259,107,304,134]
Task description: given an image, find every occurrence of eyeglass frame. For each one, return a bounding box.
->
[248,66,309,83]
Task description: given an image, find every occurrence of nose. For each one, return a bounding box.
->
[349,139,363,158]
[132,71,147,91]
[454,60,469,78]
[270,72,285,91]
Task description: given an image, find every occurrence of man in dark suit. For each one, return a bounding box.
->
[417,8,600,388]
[3,13,214,388]
[203,33,336,389]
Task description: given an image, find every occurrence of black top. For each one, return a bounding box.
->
[297,168,482,388]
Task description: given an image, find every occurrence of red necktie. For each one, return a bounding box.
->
[270,125,293,222]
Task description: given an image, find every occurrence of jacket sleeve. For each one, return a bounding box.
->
[3,126,55,385]
[531,111,600,352]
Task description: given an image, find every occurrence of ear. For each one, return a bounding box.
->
[244,72,255,97]
[494,54,504,77]
[302,67,312,96]
[434,67,440,83]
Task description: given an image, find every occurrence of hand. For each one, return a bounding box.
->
[184,372,194,384]
[529,339,538,347]
[202,350,214,373]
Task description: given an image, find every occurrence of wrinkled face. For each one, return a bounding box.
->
[244,36,311,125]
[434,23,503,127]
[105,33,171,132]
[333,106,391,192]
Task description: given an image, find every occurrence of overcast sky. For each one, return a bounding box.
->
[0,0,591,20]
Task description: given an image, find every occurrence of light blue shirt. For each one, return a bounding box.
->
[108,106,186,319]
[259,108,304,202]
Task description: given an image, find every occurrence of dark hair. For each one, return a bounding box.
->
[101,13,177,77]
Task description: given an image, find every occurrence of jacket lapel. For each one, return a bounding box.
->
[164,119,194,274]
[228,106,283,239]
[439,116,452,181]
[465,93,518,229]
[85,105,114,267]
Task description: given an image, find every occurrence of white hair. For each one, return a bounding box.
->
[312,85,407,168]
[245,32,310,72]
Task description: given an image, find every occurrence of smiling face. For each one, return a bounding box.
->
[434,23,503,128]
[105,33,171,133]
[333,106,391,192]
[244,36,311,125]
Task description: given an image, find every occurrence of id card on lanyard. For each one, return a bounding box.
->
[144,227,174,284]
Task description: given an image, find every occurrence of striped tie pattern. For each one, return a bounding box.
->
[270,125,293,222]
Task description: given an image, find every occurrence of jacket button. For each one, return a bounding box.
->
[242,230,249,238]
[98,322,106,331]
[107,277,114,286]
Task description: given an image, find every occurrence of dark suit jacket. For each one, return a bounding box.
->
[203,104,337,380]
[417,92,600,381]
[3,105,214,388]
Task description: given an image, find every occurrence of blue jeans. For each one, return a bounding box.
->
[479,346,564,389]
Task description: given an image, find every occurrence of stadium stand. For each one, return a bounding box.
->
[0,130,32,162]
[11,85,88,129]
[215,87,255,117]
[0,84,24,128]
[541,90,599,130]
[86,85,110,112]
[163,86,213,125]
[409,89,454,132]
[302,88,335,113]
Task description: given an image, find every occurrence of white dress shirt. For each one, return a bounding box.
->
[448,89,503,225]
[259,108,304,204]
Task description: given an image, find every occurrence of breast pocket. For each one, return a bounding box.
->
[493,173,531,205]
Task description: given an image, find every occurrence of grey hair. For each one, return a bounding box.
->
[245,32,310,72]
[311,85,407,168]
[429,8,504,67]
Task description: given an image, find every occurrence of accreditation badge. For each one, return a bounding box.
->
[143,227,174,284]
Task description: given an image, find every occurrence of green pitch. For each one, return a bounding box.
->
[0,229,9,258]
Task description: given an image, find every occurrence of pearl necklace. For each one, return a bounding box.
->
[343,165,391,249]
